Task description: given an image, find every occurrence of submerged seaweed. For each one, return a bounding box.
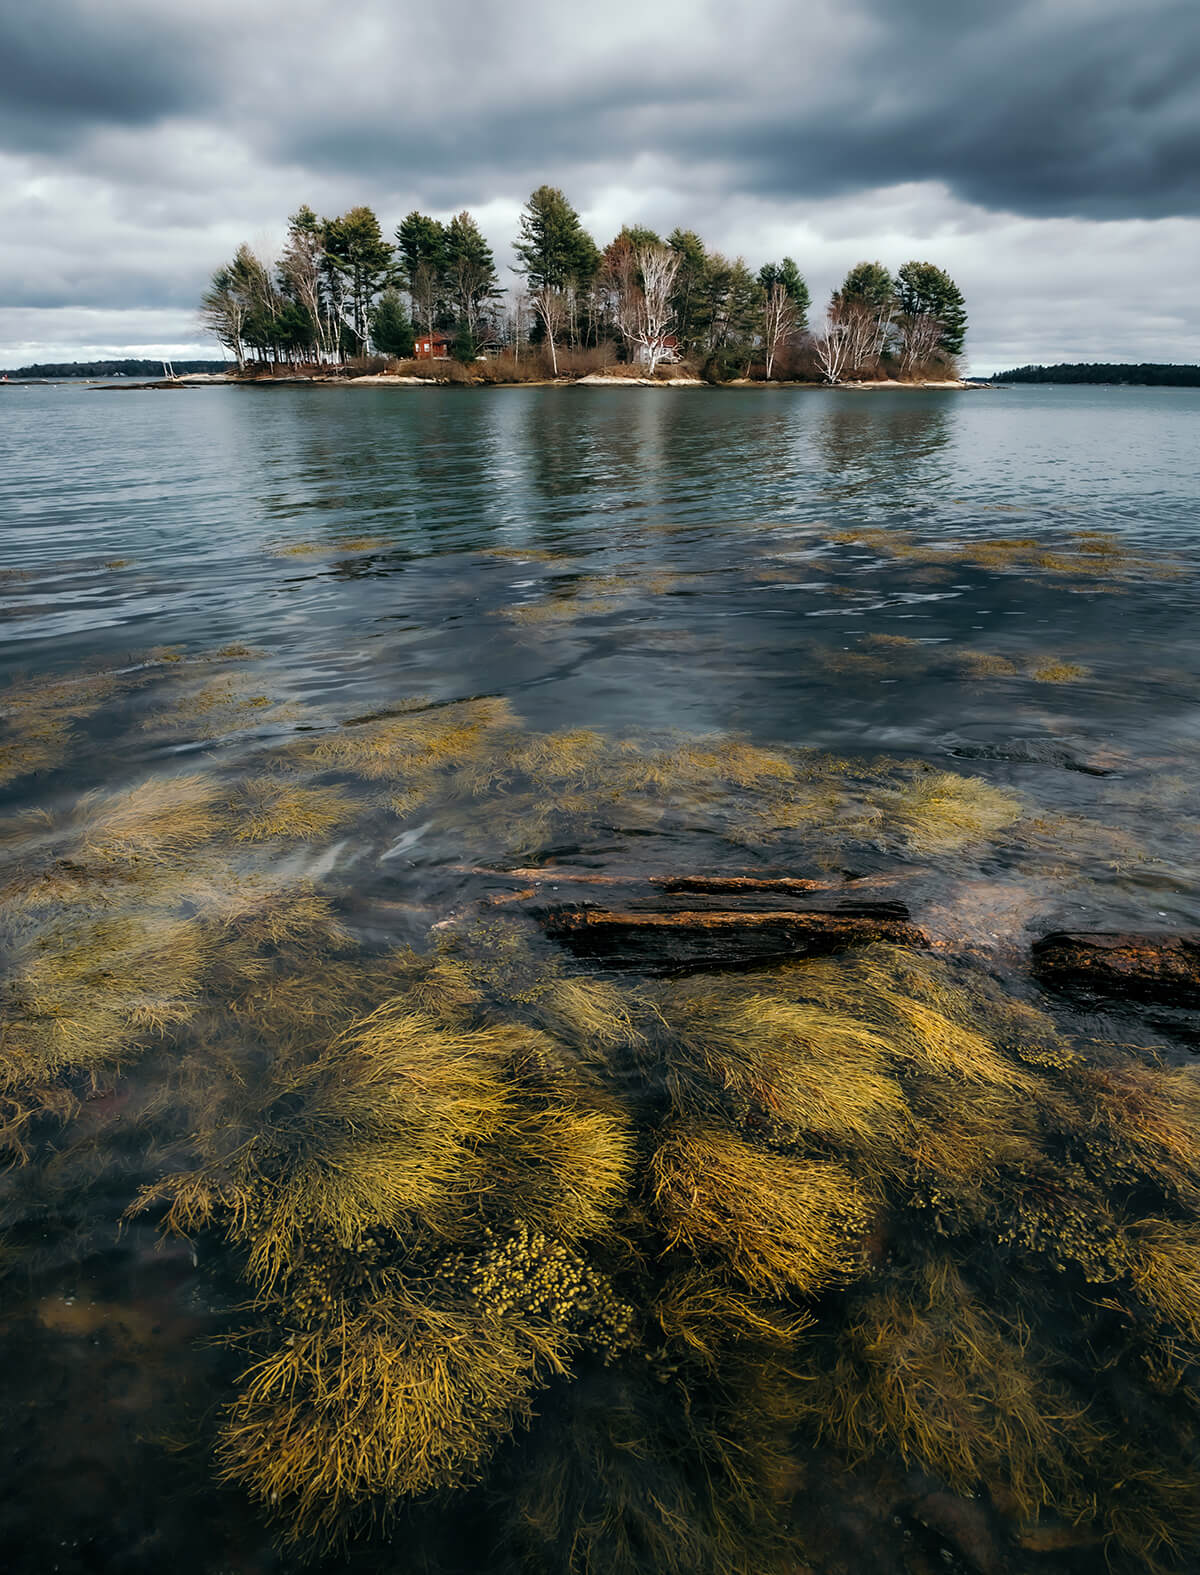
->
[4,649,1200,1573]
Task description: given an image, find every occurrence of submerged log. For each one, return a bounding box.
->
[1032,931,1200,1004]
[455,864,916,895]
[540,903,928,972]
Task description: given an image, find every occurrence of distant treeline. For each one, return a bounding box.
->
[990,363,1200,387]
[201,187,967,383]
[1,359,231,379]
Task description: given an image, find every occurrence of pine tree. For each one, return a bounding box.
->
[395,212,447,341]
[443,211,500,342]
[895,261,967,357]
[371,289,415,358]
[323,208,394,356]
[513,187,599,293]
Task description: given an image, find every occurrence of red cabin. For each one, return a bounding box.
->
[413,332,452,360]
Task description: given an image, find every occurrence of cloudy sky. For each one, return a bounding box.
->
[1,0,1198,372]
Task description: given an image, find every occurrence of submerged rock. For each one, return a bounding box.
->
[1032,929,1200,1004]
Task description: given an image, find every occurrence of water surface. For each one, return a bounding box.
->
[2,383,1199,1574]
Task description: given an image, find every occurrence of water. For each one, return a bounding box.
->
[1,382,1199,1574]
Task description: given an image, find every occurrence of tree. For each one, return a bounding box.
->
[443,211,500,342]
[830,261,894,373]
[895,261,967,362]
[757,259,809,377]
[813,312,853,384]
[395,211,447,342]
[506,287,530,363]
[371,288,415,358]
[758,258,810,328]
[838,260,895,317]
[664,229,709,355]
[514,187,599,348]
[514,185,598,292]
[200,264,249,370]
[703,255,760,357]
[608,240,680,373]
[278,206,335,362]
[452,320,477,363]
[323,207,394,357]
[530,287,567,375]
[201,243,278,369]
[273,297,316,361]
[759,283,798,379]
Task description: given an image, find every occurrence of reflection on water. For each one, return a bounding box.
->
[1,384,1200,1574]
[815,398,953,502]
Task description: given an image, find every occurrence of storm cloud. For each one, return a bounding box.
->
[1,0,1198,369]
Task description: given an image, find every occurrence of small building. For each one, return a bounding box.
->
[634,334,681,366]
[413,332,452,360]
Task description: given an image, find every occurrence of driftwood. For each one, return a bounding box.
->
[540,903,927,972]
[454,864,915,894]
[1032,931,1200,1005]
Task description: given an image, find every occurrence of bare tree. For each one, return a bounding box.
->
[279,210,335,362]
[409,259,440,345]
[199,265,248,370]
[838,300,887,376]
[761,282,799,379]
[897,310,945,375]
[813,312,852,384]
[611,242,680,374]
[531,286,567,375]
[507,287,530,363]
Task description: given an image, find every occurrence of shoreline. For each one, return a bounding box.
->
[92,372,988,392]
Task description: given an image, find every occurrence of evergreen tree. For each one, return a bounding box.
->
[323,207,395,356]
[757,258,810,332]
[837,260,895,316]
[514,186,599,293]
[395,211,447,340]
[443,211,500,341]
[371,288,415,358]
[895,261,967,356]
[667,228,710,353]
[452,321,477,363]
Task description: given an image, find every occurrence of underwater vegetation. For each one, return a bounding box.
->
[826,524,1181,584]
[0,669,121,786]
[6,649,1200,1573]
[115,927,1200,1570]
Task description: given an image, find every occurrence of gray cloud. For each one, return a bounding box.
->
[1,0,1198,365]
[0,0,218,150]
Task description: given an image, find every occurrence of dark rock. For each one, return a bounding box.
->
[540,903,928,972]
[1032,930,1200,1005]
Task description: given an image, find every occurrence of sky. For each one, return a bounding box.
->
[1,0,1198,373]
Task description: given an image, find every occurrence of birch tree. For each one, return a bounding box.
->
[530,287,567,375]
[760,282,798,379]
[758,257,810,376]
[813,312,852,384]
[606,238,680,372]
[278,207,334,362]
[631,242,680,372]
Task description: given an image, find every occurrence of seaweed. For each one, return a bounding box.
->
[794,1258,1094,1519]
[229,776,359,842]
[495,1360,804,1575]
[651,1123,869,1296]
[885,769,1024,853]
